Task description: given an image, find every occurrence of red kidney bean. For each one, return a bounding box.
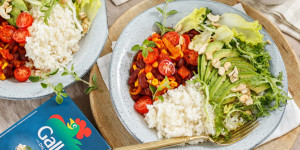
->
[3,64,13,78]
[151,68,164,80]
[133,51,140,61]
[174,69,182,85]
[187,64,197,73]
[136,58,145,69]
[176,58,185,68]
[187,73,193,80]
[128,68,140,84]
[130,67,134,75]
[184,29,200,40]
[131,94,141,101]
[143,88,152,96]
[138,73,149,88]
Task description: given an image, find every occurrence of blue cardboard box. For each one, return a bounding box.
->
[0,96,110,150]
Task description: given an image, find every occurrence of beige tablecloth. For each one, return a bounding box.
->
[1,0,300,149]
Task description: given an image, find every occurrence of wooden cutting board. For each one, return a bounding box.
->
[89,0,300,149]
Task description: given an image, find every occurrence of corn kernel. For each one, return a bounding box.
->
[161,49,168,54]
[146,72,154,80]
[133,64,137,70]
[169,76,176,81]
[147,80,152,84]
[0,73,6,80]
[2,62,8,69]
[134,80,139,87]
[170,81,178,87]
[152,79,158,86]
[152,61,158,68]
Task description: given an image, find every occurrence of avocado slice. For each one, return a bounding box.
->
[220,57,247,65]
[7,0,27,26]
[206,41,224,53]
[200,55,207,80]
[213,49,240,60]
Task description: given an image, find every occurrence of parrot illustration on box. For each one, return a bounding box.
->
[45,114,92,150]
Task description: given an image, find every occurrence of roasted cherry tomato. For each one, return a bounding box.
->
[143,47,159,64]
[158,60,175,76]
[183,50,198,66]
[178,66,191,79]
[0,25,16,43]
[134,96,153,114]
[16,12,33,28]
[181,35,191,51]
[158,52,171,62]
[163,31,179,46]
[13,28,29,43]
[14,66,31,82]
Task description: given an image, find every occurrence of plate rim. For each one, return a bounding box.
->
[109,0,287,149]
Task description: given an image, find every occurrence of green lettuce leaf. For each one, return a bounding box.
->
[174,7,206,35]
[75,0,101,22]
[213,25,234,44]
[218,13,263,45]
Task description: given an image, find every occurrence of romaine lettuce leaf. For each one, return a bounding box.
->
[213,25,233,44]
[75,0,101,22]
[218,13,263,45]
[174,7,206,35]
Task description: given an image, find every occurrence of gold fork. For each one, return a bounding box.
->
[114,120,259,150]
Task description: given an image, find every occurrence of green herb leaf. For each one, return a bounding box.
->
[142,49,148,58]
[165,84,171,89]
[56,95,63,104]
[61,72,69,76]
[149,85,157,94]
[167,0,174,2]
[165,28,175,32]
[48,68,59,76]
[157,86,163,91]
[92,74,97,86]
[55,83,63,92]
[155,22,165,34]
[158,95,164,102]
[167,10,178,17]
[148,41,156,47]
[71,64,74,71]
[61,93,68,97]
[143,39,150,46]
[86,87,96,94]
[41,83,48,88]
[147,47,154,52]
[29,76,40,82]
[155,7,164,15]
[131,45,140,51]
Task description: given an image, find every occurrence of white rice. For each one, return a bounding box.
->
[145,79,215,144]
[25,4,82,73]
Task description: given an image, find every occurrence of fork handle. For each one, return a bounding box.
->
[113,135,209,150]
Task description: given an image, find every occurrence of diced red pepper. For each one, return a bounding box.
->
[178,66,191,79]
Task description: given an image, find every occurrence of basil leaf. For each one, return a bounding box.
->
[165,28,175,32]
[48,68,59,76]
[56,95,63,104]
[149,85,157,94]
[55,83,63,91]
[155,22,164,31]
[71,64,74,71]
[29,76,40,82]
[147,47,154,52]
[142,49,148,58]
[157,86,163,91]
[167,10,177,17]
[155,7,164,15]
[86,87,95,94]
[41,83,48,88]
[131,45,140,51]
[61,72,69,76]
[148,41,156,48]
[61,93,68,97]
[143,39,150,46]
[158,95,164,102]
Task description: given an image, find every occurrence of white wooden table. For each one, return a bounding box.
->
[0,0,299,149]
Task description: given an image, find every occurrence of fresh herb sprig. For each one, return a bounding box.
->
[40,0,59,25]
[155,0,177,36]
[29,68,68,104]
[61,64,98,94]
[149,76,171,101]
[131,39,156,58]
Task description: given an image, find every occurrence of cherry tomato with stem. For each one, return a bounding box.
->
[14,66,31,82]
[158,60,175,76]
[134,96,153,114]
